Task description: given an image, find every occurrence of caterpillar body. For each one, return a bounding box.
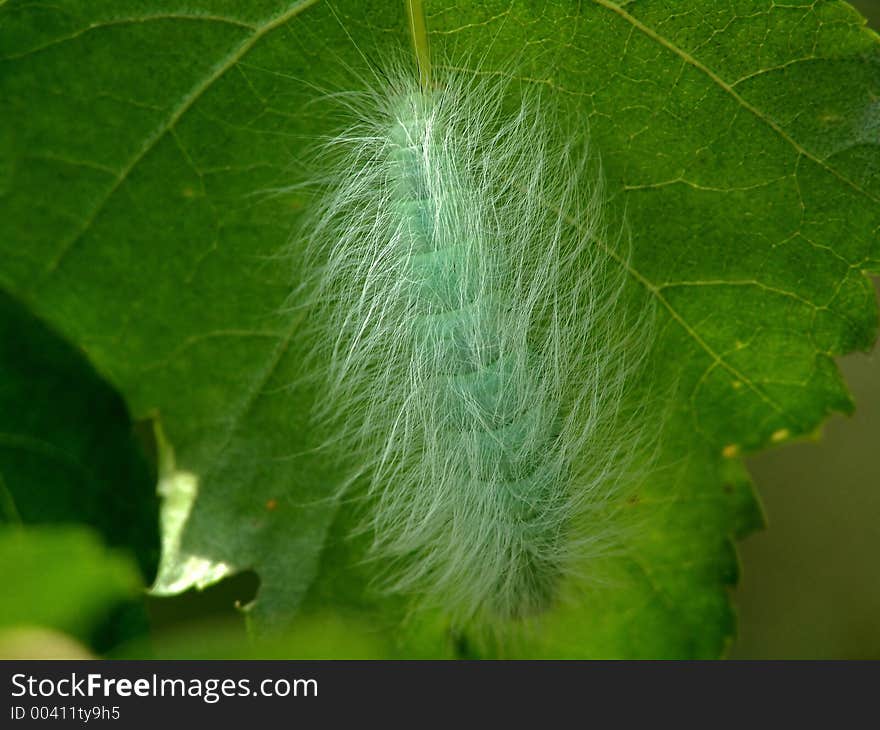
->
[301,59,650,623]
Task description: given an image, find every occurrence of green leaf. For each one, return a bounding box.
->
[0,525,142,642]
[1,1,877,656]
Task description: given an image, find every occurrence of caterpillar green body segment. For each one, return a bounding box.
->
[388,95,564,614]
[305,71,649,623]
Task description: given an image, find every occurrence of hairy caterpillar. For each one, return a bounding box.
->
[296,23,652,624]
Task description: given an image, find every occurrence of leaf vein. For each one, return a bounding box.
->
[39,0,321,280]
[590,0,880,206]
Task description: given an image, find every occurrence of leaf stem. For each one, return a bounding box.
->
[406,0,431,89]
